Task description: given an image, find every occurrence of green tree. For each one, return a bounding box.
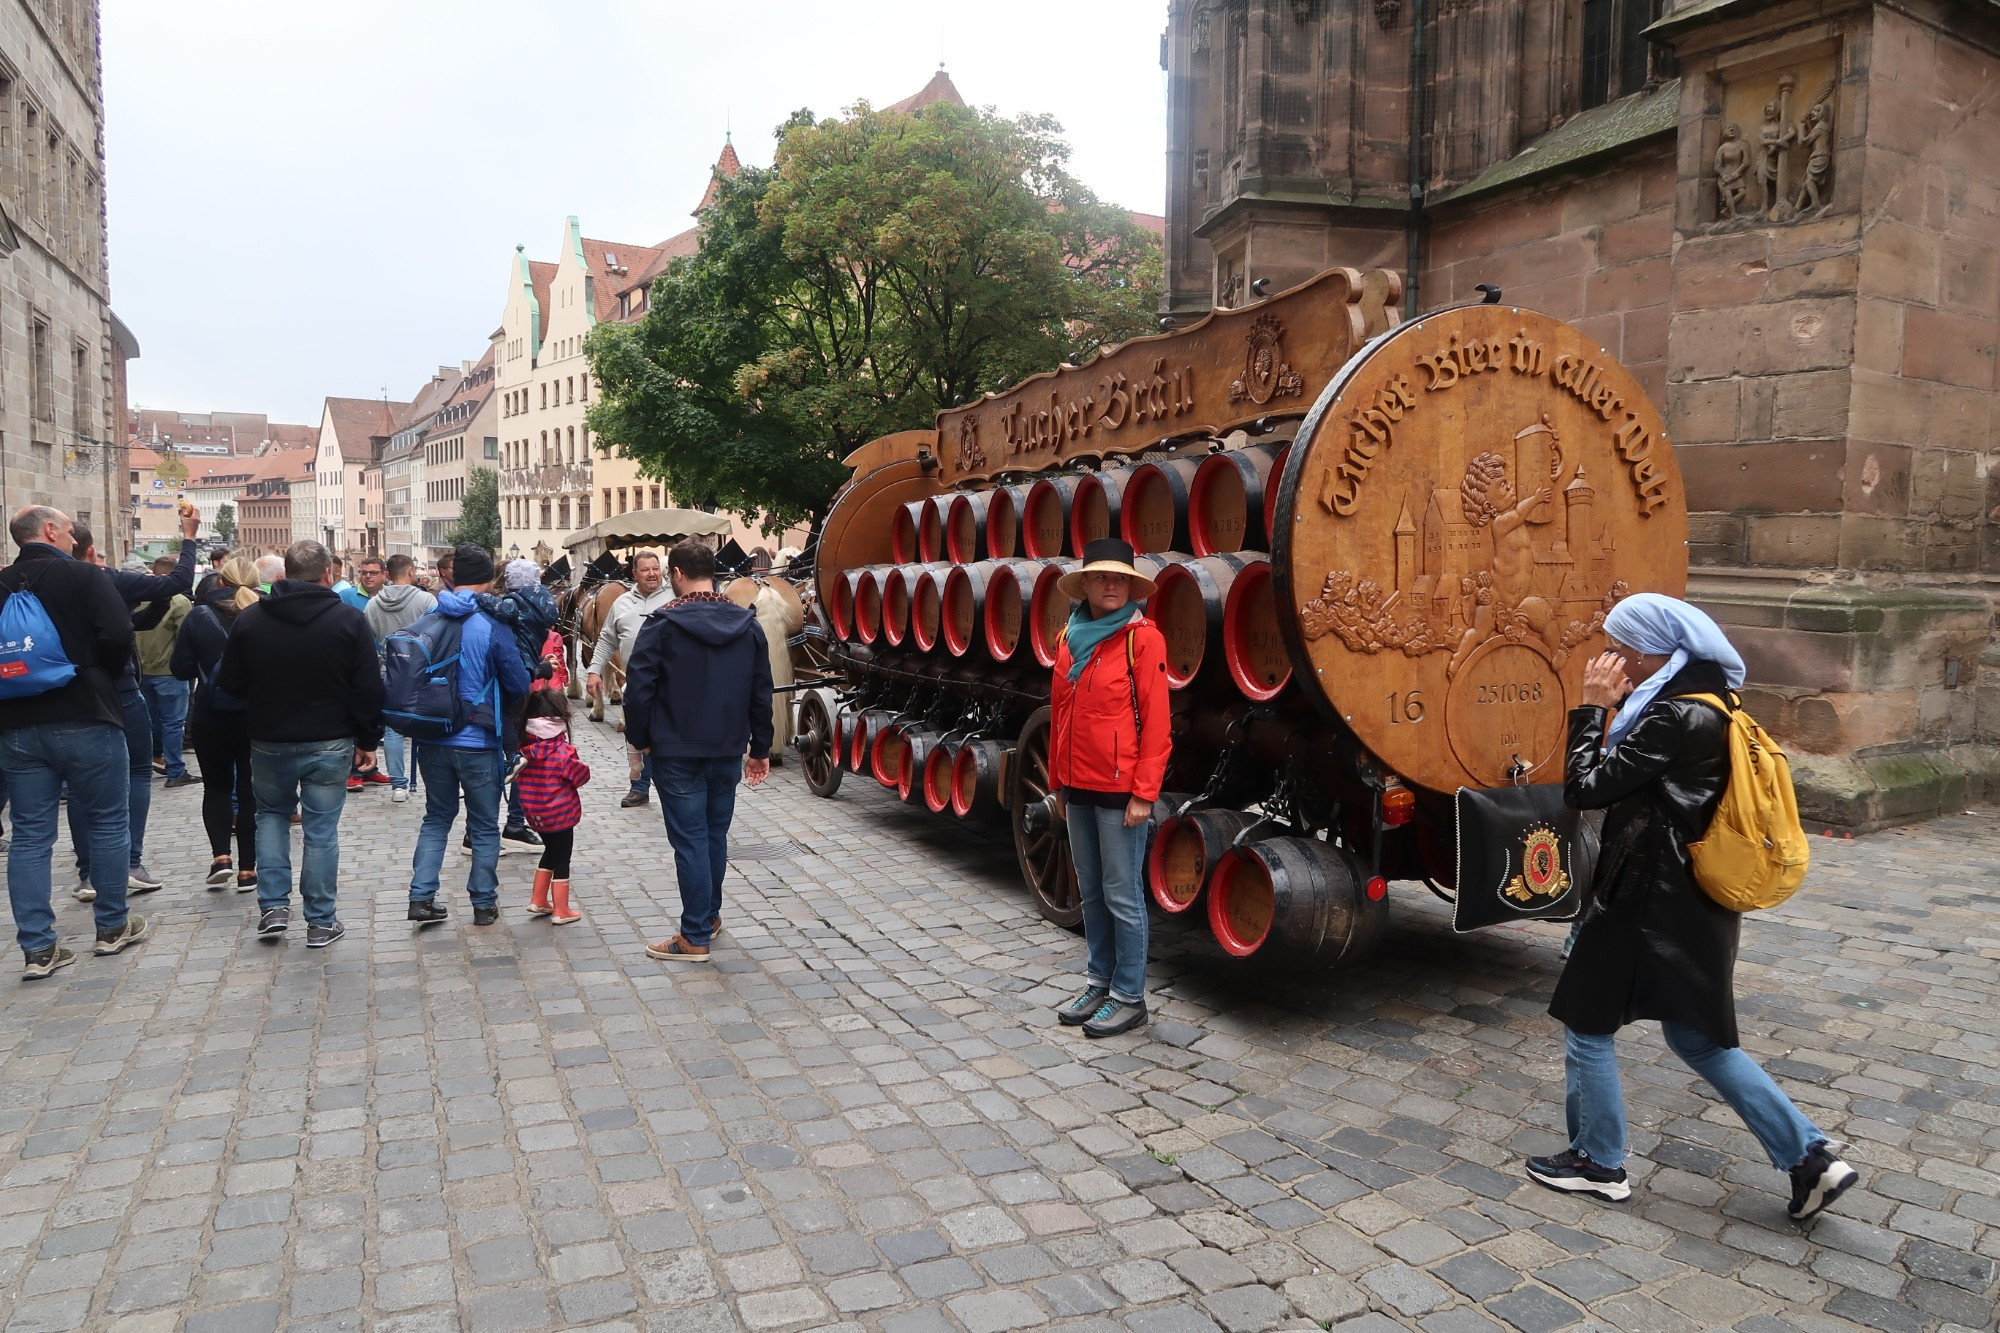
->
[587,101,1161,532]
[447,466,501,552]
[213,503,236,543]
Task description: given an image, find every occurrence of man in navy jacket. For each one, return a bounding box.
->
[624,540,772,964]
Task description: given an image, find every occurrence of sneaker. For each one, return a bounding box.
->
[235,871,258,893]
[345,775,364,793]
[644,935,710,962]
[163,773,200,789]
[72,879,96,903]
[505,753,529,784]
[306,920,346,948]
[619,790,648,809]
[408,899,449,926]
[1082,999,1149,1039]
[365,770,391,785]
[22,945,76,979]
[93,915,148,956]
[257,907,289,936]
[1057,984,1111,1026]
[1787,1141,1858,1220]
[205,860,234,888]
[502,825,542,847]
[150,755,167,774]
[127,864,163,894]
[390,788,408,804]
[472,905,499,926]
[1527,1148,1632,1203]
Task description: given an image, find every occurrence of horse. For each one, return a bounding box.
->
[572,580,630,722]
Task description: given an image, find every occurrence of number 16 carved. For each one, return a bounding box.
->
[1387,691,1425,725]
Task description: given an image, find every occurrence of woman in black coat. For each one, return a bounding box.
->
[172,556,261,891]
[1526,593,1857,1221]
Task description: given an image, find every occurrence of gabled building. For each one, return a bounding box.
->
[375,367,463,557]
[315,396,408,556]
[238,448,315,554]
[423,344,499,557]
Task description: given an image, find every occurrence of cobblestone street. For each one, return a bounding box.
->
[0,711,1995,1333]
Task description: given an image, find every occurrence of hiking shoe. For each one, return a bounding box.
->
[206,860,234,888]
[306,920,345,948]
[93,915,148,955]
[235,871,258,893]
[472,905,499,926]
[644,935,710,962]
[22,945,75,979]
[1082,999,1148,1039]
[502,825,542,847]
[72,878,96,903]
[127,864,163,894]
[620,790,648,809]
[1788,1141,1858,1220]
[164,773,200,789]
[1057,984,1111,1026]
[390,788,408,804]
[408,899,448,926]
[1527,1148,1632,1203]
[257,907,289,936]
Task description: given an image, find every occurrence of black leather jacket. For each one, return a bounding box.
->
[1548,659,1741,1045]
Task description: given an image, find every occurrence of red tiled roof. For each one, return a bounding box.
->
[887,68,966,114]
[582,236,667,324]
[1127,211,1166,237]
[529,261,557,338]
[322,397,410,464]
[696,138,743,213]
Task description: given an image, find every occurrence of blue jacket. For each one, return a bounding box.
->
[429,590,530,750]
[623,592,774,760]
[478,584,560,679]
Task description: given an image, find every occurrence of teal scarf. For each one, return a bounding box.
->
[1064,600,1140,681]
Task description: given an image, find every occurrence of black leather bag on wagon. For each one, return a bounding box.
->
[1450,782,1596,932]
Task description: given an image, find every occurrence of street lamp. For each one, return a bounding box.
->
[508,543,521,560]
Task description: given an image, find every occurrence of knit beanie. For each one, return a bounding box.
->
[452,544,496,586]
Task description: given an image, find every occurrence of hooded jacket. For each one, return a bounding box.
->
[364,581,437,645]
[0,543,134,734]
[479,583,559,678]
[622,591,774,760]
[171,584,261,725]
[423,589,531,751]
[213,579,384,749]
[1049,614,1172,803]
[516,722,591,832]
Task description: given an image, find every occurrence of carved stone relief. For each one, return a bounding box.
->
[1190,2,1214,54]
[1709,62,1838,231]
[1374,0,1400,29]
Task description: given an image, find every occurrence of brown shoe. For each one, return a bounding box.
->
[644,934,710,962]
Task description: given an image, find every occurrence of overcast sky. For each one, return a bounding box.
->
[102,0,1170,426]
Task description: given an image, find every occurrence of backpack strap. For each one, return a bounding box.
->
[1126,628,1141,743]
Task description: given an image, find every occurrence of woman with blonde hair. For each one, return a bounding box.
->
[172,554,264,890]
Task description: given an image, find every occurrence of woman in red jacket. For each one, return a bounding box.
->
[1048,538,1172,1038]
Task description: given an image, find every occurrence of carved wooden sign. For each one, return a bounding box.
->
[1272,305,1688,794]
[933,268,1396,486]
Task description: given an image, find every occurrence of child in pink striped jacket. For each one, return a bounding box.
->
[517,690,590,923]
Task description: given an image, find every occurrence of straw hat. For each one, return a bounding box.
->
[1057,537,1158,602]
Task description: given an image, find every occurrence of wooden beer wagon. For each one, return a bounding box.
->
[795,269,1688,967]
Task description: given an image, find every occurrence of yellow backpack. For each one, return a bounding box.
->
[1683,692,1810,912]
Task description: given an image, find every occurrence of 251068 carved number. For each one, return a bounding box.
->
[1476,681,1544,705]
[1386,691,1426,725]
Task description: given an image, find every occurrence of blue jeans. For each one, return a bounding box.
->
[384,728,413,791]
[630,748,653,796]
[655,756,738,946]
[410,744,502,909]
[1066,802,1151,1004]
[1,723,130,954]
[140,676,189,778]
[1565,1023,1825,1171]
[502,742,525,827]
[251,739,350,926]
[71,689,153,876]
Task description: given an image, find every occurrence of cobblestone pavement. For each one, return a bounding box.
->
[0,709,1995,1333]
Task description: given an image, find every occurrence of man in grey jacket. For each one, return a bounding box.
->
[587,551,674,807]
[364,554,437,803]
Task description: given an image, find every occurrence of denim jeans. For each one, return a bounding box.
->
[1565,1023,1825,1171]
[502,741,525,827]
[655,756,738,946]
[71,689,153,877]
[251,739,350,926]
[140,676,189,778]
[410,744,502,909]
[1,722,130,954]
[383,727,415,792]
[1066,802,1152,1004]
[628,747,653,795]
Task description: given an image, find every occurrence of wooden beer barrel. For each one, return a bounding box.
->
[1221,555,1289,701]
[1189,443,1280,556]
[891,501,926,565]
[985,484,1030,560]
[910,567,947,652]
[852,568,884,645]
[1070,468,1132,552]
[946,492,993,564]
[1206,836,1386,966]
[1145,807,1259,914]
[1022,476,1083,558]
[922,738,958,812]
[916,496,949,563]
[827,568,864,641]
[942,562,997,657]
[882,561,947,648]
[871,722,912,788]
[848,709,892,773]
[899,728,942,804]
[951,739,1008,817]
[1027,561,1076,668]
[1120,458,1203,554]
[1147,553,1257,689]
[980,559,1044,661]
[1262,443,1290,543]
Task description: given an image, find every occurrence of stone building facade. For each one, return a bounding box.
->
[314,395,407,557]
[1161,0,2000,827]
[0,0,128,559]
[422,345,498,558]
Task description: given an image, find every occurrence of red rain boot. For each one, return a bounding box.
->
[528,868,553,917]
[550,879,580,925]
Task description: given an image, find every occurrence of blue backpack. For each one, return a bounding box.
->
[0,569,78,700]
[382,613,469,740]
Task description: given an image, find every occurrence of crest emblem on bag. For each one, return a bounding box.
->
[1505,824,1570,902]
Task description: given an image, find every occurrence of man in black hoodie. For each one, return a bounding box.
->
[1,505,149,978]
[624,540,773,964]
[215,539,383,947]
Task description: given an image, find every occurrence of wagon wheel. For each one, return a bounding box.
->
[797,690,843,799]
[1010,706,1081,928]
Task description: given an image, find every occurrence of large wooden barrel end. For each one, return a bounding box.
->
[1206,837,1385,967]
[1221,556,1290,701]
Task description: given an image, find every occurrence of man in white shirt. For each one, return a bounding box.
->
[587,551,674,807]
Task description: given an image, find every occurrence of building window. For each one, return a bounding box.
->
[581,373,589,401]
[566,376,574,404]
[484,436,497,460]
[650,485,662,509]
[617,487,628,514]
[1581,0,1668,109]
[540,498,551,529]
[602,487,611,517]
[71,340,88,441]
[578,497,591,527]
[30,313,53,431]
[558,498,570,530]
[567,426,576,463]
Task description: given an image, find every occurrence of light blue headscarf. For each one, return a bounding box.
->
[1601,593,1746,746]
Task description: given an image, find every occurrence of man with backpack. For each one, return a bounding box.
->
[392,544,529,928]
[0,505,149,978]
[364,554,436,804]
[213,539,384,947]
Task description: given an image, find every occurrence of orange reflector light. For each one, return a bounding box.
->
[1381,784,1416,827]
[1365,877,1387,901]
